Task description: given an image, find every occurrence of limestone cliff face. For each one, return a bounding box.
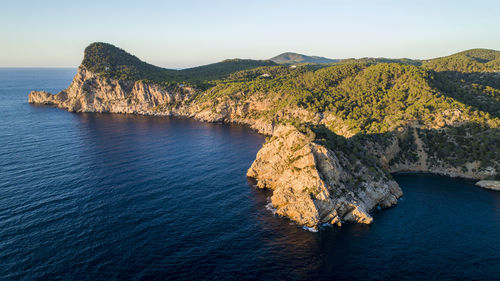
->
[29,65,495,229]
[475,180,500,191]
[367,126,498,180]
[247,125,402,228]
[29,66,279,135]
[29,67,403,228]
[29,66,190,114]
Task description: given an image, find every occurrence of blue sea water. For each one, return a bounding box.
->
[0,68,499,280]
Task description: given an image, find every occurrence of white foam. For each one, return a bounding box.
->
[265,202,277,215]
[302,226,319,232]
[320,222,332,228]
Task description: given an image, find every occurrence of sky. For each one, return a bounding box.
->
[1,0,499,68]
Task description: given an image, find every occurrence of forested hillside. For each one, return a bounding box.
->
[270,52,338,64]
[29,42,500,229]
[82,42,277,87]
[422,48,500,73]
[79,43,500,178]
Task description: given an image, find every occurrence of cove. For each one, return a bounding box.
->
[1,68,499,280]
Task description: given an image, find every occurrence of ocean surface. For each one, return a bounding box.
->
[0,68,499,280]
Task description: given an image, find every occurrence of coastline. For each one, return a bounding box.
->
[26,45,500,228]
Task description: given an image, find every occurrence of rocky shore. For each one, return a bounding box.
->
[475,180,500,191]
[247,125,402,227]
[29,59,499,229]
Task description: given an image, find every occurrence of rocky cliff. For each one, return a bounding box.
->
[29,66,404,229]
[29,66,190,114]
[247,125,402,228]
[366,126,499,180]
[475,180,500,191]
[29,43,500,229]
[29,65,279,134]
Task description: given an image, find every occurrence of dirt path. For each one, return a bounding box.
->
[413,127,428,169]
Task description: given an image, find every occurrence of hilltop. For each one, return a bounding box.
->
[29,43,500,229]
[270,52,338,64]
[422,48,500,72]
[83,42,277,87]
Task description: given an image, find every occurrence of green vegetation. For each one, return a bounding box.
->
[426,50,500,118]
[389,132,419,166]
[82,42,276,88]
[293,123,384,181]
[83,42,500,172]
[418,125,500,169]
[270,52,338,64]
[337,57,421,66]
[422,48,500,73]
[180,59,276,87]
[201,61,499,135]
[82,42,175,83]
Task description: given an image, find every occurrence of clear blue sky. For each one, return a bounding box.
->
[1,0,499,68]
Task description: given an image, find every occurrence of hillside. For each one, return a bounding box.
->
[270,52,338,64]
[180,58,277,85]
[83,42,277,87]
[82,42,177,82]
[337,57,421,66]
[29,43,500,229]
[422,48,500,73]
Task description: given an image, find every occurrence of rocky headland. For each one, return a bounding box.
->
[29,43,500,229]
[475,180,500,191]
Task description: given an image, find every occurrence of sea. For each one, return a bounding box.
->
[0,68,499,280]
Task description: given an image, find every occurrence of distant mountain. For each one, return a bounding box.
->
[270,52,338,64]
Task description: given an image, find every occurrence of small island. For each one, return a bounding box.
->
[29,43,500,229]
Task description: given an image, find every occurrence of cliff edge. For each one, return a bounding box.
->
[29,42,500,229]
[247,125,402,228]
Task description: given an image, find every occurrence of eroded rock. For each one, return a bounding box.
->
[247,125,403,228]
[475,180,500,191]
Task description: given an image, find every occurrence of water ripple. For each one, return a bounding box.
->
[0,68,499,280]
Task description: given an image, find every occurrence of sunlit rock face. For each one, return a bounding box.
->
[475,180,500,191]
[247,125,402,228]
[29,67,403,229]
[29,44,500,229]
[30,66,190,114]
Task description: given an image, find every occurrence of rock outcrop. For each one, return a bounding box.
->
[29,69,403,229]
[29,66,190,114]
[247,125,402,228]
[366,126,498,180]
[28,48,499,229]
[475,180,500,191]
[29,66,278,135]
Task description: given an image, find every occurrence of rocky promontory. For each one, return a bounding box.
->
[475,180,500,191]
[29,42,500,229]
[247,125,402,227]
